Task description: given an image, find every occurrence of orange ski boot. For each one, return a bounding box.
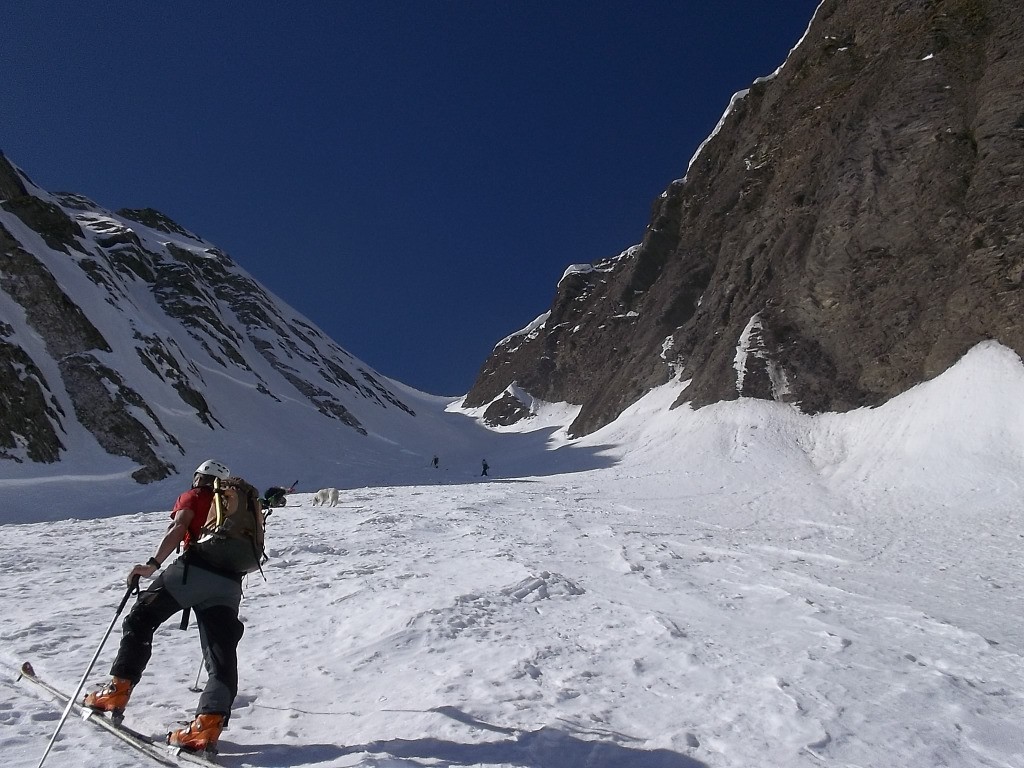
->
[168,713,225,753]
[83,677,133,720]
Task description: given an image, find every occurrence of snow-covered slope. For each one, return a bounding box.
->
[1,342,1022,768]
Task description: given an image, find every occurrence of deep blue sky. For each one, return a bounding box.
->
[3,1,819,396]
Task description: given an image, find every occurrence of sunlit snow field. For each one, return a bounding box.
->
[2,343,1022,768]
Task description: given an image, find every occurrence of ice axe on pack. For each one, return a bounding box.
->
[35,575,141,768]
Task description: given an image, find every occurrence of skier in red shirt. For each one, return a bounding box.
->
[84,459,254,754]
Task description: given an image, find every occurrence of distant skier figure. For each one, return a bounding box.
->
[481,459,489,477]
[432,455,439,469]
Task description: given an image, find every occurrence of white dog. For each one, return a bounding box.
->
[312,487,339,507]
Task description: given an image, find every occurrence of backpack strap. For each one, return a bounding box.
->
[179,548,193,629]
[249,505,268,581]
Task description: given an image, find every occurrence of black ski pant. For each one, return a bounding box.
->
[110,573,244,719]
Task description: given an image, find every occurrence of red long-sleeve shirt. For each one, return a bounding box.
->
[171,486,216,548]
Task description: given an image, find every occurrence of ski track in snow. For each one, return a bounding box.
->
[3,344,1024,768]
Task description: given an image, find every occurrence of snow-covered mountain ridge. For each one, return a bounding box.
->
[0,152,504,519]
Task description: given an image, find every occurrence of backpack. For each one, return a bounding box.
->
[192,478,267,576]
[263,486,287,508]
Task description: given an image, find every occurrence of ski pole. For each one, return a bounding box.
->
[36,575,140,768]
[188,658,204,693]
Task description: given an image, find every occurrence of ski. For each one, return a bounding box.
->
[17,662,218,767]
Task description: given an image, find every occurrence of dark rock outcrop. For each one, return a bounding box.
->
[483,391,535,427]
[117,207,202,241]
[1,196,86,255]
[59,354,178,483]
[0,326,65,463]
[466,0,1024,436]
[0,152,29,201]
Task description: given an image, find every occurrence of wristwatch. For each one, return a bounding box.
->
[146,557,162,569]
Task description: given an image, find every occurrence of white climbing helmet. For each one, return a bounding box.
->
[193,459,230,484]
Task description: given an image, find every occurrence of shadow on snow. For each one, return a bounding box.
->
[231,729,704,767]
[226,705,705,768]
[341,425,622,492]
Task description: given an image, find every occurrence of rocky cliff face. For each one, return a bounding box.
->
[0,152,415,482]
[465,0,1024,436]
